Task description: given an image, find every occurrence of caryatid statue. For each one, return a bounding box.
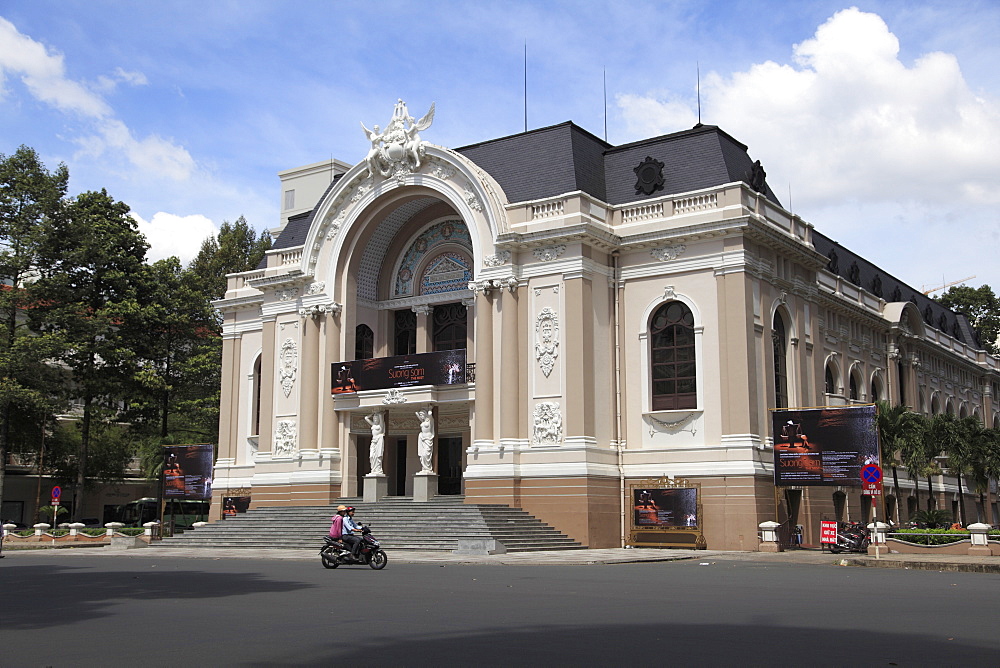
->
[365,410,386,476]
[415,408,435,474]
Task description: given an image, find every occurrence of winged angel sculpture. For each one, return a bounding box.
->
[361,100,435,178]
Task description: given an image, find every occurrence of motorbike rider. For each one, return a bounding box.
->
[341,506,363,560]
[328,505,347,541]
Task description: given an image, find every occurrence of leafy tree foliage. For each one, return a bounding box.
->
[0,146,69,520]
[875,400,925,523]
[189,216,271,300]
[935,284,1000,355]
[31,189,150,520]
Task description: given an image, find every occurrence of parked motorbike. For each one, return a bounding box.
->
[829,521,870,553]
[320,525,388,570]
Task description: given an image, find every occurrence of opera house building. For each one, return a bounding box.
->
[211,101,999,549]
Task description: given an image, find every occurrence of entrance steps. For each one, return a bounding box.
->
[158,496,584,552]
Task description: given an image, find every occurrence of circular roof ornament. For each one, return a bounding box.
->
[633,156,665,196]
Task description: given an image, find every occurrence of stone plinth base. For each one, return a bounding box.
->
[968,545,993,556]
[757,542,783,553]
[413,473,438,502]
[454,538,506,555]
[364,475,388,503]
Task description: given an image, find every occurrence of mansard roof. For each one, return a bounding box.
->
[812,230,979,347]
[455,121,781,206]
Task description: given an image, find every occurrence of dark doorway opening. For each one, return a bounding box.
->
[438,436,463,495]
[356,435,371,495]
[393,438,407,496]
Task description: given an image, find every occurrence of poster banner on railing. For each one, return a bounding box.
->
[331,349,466,394]
[771,405,878,486]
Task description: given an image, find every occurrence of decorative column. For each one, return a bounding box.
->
[413,405,438,501]
[217,333,241,461]
[470,283,495,445]
[321,307,342,453]
[298,312,321,451]
[499,277,520,442]
[414,304,433,354]
[257,317,277,453]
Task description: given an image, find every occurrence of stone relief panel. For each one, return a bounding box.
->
[533,245,566,262]
[278,338,297,398]
[534,307,559,377]
[273,419,298,458]
[532,402,563,445]
[531,285,562,399]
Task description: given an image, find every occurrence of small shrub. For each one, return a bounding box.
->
[16,529,34,537]
[118,528,144,536]
[50,530,69,537]
[81,528,108,537]
[894,529,968,545]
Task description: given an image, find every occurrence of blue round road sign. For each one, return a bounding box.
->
[51,485,62,500]
[861,464,882,484]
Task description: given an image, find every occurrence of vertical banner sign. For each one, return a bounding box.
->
[820,520,838,544]
[771,405,879,486]
[163,444,215,500]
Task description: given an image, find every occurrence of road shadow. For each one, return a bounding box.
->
[1,562,315,630]
[269,622,999,667]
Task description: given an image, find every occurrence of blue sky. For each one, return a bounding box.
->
[2,1,998,293]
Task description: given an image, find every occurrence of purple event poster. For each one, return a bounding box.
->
[164,444,214,500]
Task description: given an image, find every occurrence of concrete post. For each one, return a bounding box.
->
[68,522,85,537]
[758,521,782,552]
[866,521,887,555]
[105,522,123,537]
[968,522,993,556]
[33,523,50,536]
[142,521,158,537]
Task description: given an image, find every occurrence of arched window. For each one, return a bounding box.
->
[251,355,262,437]
[870,376,880,403]
[394,309,416,356]
[432,302,467,351]
[849,373,859,401]
[355,324,374,360]
[772,312,788,408]
[825,365,836,395]
[650,301,696,410]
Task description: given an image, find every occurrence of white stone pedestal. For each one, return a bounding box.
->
[413,473,438,502]
[364,475,388,503]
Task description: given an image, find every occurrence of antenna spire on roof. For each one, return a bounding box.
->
[696,62,702,126]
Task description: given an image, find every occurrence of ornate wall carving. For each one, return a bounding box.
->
[273,420,298,457]
[535,307,559,377]
[532,402,563,444]
[278,338,297,398]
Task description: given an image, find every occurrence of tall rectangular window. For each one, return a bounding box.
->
[284,189,295,210]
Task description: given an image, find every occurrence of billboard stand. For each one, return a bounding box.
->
[626,476,705,549]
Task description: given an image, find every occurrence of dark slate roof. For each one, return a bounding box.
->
[603,124,780,206]
[812,230,979,347]
[456,122,610,203]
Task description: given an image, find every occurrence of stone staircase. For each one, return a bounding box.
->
[158,496,584,552]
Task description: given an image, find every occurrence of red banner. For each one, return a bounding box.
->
[820,520,838,544]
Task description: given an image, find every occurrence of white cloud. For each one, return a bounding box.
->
[619,8,1000,209]
[0,17,194,182]
[615,7,1000,290]
[132,212,218,266]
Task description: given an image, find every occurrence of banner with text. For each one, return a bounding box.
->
[164,444,215,500]
[331,349,466,394]
[771,405,878,486]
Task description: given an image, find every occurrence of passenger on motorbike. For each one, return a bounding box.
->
[329,505,347,540]
[341,506,363,559]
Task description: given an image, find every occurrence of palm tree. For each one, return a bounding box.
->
[898,412,931,515]
[925,413,972,524]
[875,401,925,524]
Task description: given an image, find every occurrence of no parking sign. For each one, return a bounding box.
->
[51,485,62,505]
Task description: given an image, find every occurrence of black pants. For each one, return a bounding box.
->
[342,534,361,556]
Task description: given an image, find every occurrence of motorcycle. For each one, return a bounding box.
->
[829,521,870,554]
[320,525,388,570]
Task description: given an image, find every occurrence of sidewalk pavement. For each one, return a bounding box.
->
[5,544,1000,572]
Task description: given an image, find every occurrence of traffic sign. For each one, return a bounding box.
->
[861,464,883,485]
[51,485,62,502]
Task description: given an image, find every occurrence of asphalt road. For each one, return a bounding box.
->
[2,551,998,667]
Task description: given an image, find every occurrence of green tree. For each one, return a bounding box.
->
[924,413,975,524]
[875,400,925,523]
[189,216,271,300]
[0,146,69,521]
[898,412,936,512]
[129,257,221,442]
[935,284,1000,355]
[32,189,150,521]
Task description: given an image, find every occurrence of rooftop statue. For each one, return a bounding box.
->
[361,99,435,179]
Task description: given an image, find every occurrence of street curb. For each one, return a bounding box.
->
[842,558,1000,574]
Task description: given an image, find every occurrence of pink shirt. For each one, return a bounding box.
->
[329,514,344,538]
